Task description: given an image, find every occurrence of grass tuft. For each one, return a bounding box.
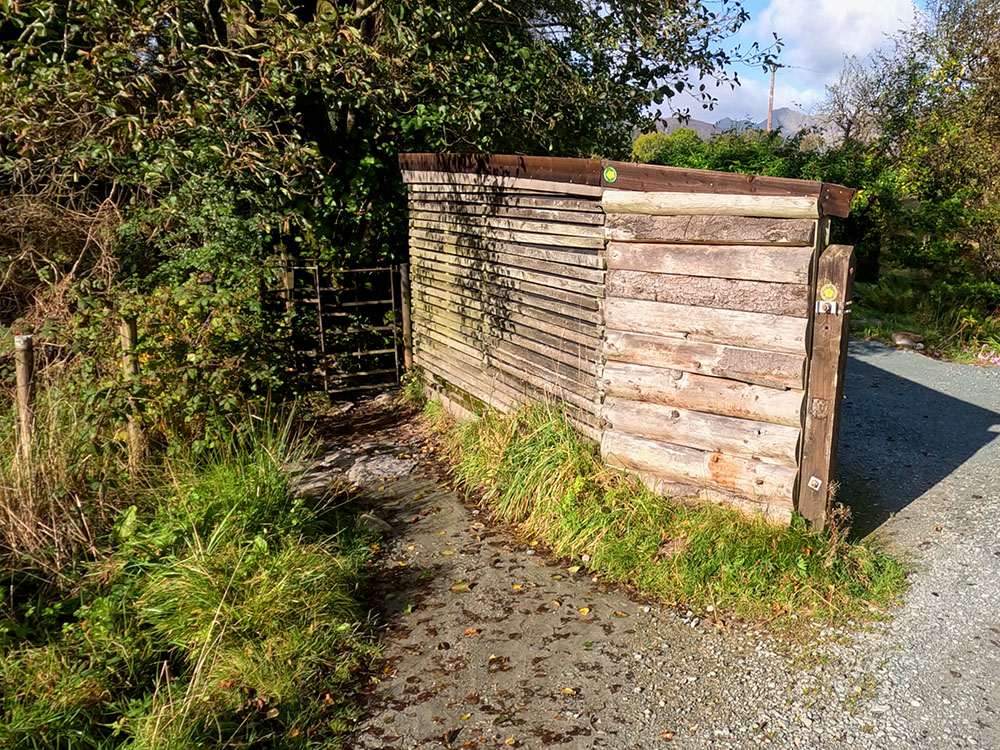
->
[1,415,377,749]
[442,402,907,624]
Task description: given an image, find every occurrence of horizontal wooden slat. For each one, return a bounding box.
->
[414,308,600,385]
[411,290,601,352]
[606,242,812,284]
[410,260,601,312]
[409,218,604,251]
[412,296,600,368]
[404,187,602,211]
[601,431,795,506]
[412,283,601,343]
[602,190,820,218]
[606,270,810,317]
[410,239,604,286]
[411,273,602,324]
[411,228,602,268]
[605,298,807,354]
[604,331,805,390]
[602,397,799,466]
[408,200,605,225]
[601,362,803,427]
[415,336,601,428]
[605,215,816,245]
[409,210,604,240]
[411,299,600,364]
[401,170,603,197]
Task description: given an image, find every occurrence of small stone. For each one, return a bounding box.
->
[356,513,393,532]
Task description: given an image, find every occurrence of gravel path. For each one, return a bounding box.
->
[320,342,1000,749]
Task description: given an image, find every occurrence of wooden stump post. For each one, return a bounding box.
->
[14,334,34,468]
[797,244,856,529]
[120,318,146,476]
[400,262,413,369]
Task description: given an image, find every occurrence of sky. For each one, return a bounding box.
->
[677,0,922,122]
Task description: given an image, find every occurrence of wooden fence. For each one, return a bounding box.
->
[400,154,855,528]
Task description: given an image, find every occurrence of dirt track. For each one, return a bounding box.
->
[313,341,1000,749]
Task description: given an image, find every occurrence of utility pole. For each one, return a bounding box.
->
[766,63,776,133]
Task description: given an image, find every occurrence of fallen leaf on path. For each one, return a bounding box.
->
[512,583,522,590]
[462,627,481,636]
[567,565,581,574]
[441,550,454,556]
[551,599,561,607]
[450,580,472,593]
[613,610,629,618]
[460,713,471,720]
[559,687,577,695]
[578,607,590,615]
[504,738,516,746]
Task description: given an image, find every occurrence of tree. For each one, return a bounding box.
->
[0,0,760,445]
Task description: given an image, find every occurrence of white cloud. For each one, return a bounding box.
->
[695,0,919,121]
[751,0,917,78]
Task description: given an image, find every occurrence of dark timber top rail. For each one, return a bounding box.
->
[398,153,855,218]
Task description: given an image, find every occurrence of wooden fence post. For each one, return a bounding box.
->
[120,318,146,476]
[400,262,413,369]
[14,334,34,468]
[280,245,296,318]
[797,244,856,529]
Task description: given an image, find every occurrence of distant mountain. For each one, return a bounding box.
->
[654,107,838,142]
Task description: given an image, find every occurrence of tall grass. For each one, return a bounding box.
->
[1,414,377,749]
[0,377,125,580]
[444,403,907,623]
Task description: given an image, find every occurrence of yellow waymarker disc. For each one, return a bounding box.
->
[819,283,838,301]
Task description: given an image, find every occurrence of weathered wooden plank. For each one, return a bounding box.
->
[602,190,820,218]
[606,270,810,318]
[601,430,796,505]
[415,305,601,384]
[605,215,816,245]
[409,217,605,251]
[416,333,601,426]
[411,274,602,325]
[603,331,805,390]
[409,210,604,240]
[605,298,808,354]
[410,240,604,286]
[600,362,803,427]
[411,280,602,339]
[630,472,794,523]
[408,200,605,225]
[411,228,602,268]
[410,260,601,312]
[412,288,601,350]
[797,244,856,529]
[412,301,601,366]
[606,242,812,284]
[399,153,603,187]
[602,397,800,466]
[405,187,602,211]
[401,170,604,197]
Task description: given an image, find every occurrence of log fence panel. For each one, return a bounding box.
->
[400,154,855,527]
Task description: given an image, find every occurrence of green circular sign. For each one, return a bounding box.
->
[819,283,838,302]
[603,166,618,183]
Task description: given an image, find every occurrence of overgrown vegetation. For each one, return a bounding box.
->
[0,407,377,749]
[436,403,907,624]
